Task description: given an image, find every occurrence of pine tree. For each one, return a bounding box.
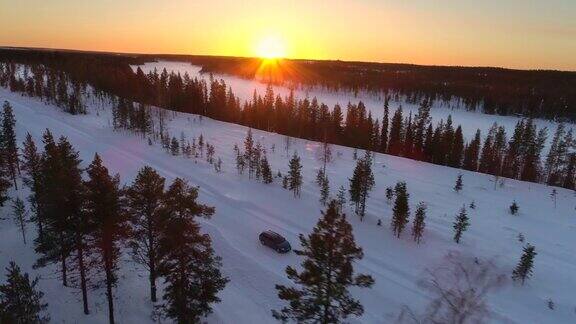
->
[453,206,470,244]
[272,201,374,323]
[348,150,375,220]
[42,137,93,315]
[261,155,273,184]
[391,181,410,238]
[12,197,28,244]
[158,178,228,323]
[412,202,426,244]
[126,166,166,303]
[0,262,49,324]
[454,174,463,193]
[512,244,536,285]
[288,152,303,197]
[84,154,127,324]
[1,101,19,189]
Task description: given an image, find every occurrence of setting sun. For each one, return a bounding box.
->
[255,35,286,59]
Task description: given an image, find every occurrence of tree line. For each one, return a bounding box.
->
[2,55,576,190]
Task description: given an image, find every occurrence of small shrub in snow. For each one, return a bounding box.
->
[510,201,519,215]
[547,299,555,310]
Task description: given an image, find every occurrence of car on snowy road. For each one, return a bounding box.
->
[259,230,291,253]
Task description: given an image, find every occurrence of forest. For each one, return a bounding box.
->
[1,48,575,190]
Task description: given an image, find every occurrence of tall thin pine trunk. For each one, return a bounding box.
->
[104,253,115,324]
[60,233,68,286]
[148,217,157,302]
[77,239,89,314]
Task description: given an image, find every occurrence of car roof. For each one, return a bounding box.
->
[263,230,283,239]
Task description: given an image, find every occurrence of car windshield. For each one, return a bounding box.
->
[278,240,290,248]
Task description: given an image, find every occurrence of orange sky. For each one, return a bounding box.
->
[1,0,575,70]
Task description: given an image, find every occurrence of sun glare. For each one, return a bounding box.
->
[255,35,286,59]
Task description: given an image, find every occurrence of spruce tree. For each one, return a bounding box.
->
[413,99,431,158]
[0,262,49,324]
[562,153,576,189]
[20,133,41,229]
[336,185,346,212]
[448,126,464,168]
[158,178,228,323]
[453,206,470,244]
[84,154,127,324]
[454,174,463,192]
[391,181,410,238]
[12,197,28,244]
[512,244,536,285]
[319,175,330,206]
[170,136,179,155]
[34,135,80,289]
[244,129,255,178]
[316,168,325,187]
[0,160,9,207]
[348,151,375,220]
[1,101,19,188]
[412,202,426,244]
[380,100,389,153]
[272,201,374,323]
[502,120,525,179]
[320,141,332,173]
[261,155,273,184]
[288,152,303,197]
[126,166,166,303]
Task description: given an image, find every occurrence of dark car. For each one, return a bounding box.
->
[259,230,291,253]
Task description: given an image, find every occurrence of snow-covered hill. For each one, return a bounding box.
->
[1,87,575,323]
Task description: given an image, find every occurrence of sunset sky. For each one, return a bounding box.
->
[1,0,575,70]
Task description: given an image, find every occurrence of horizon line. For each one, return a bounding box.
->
[1,45,575,74]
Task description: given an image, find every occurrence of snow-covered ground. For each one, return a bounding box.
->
[1,87,576,323]
[132,61,571,146]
